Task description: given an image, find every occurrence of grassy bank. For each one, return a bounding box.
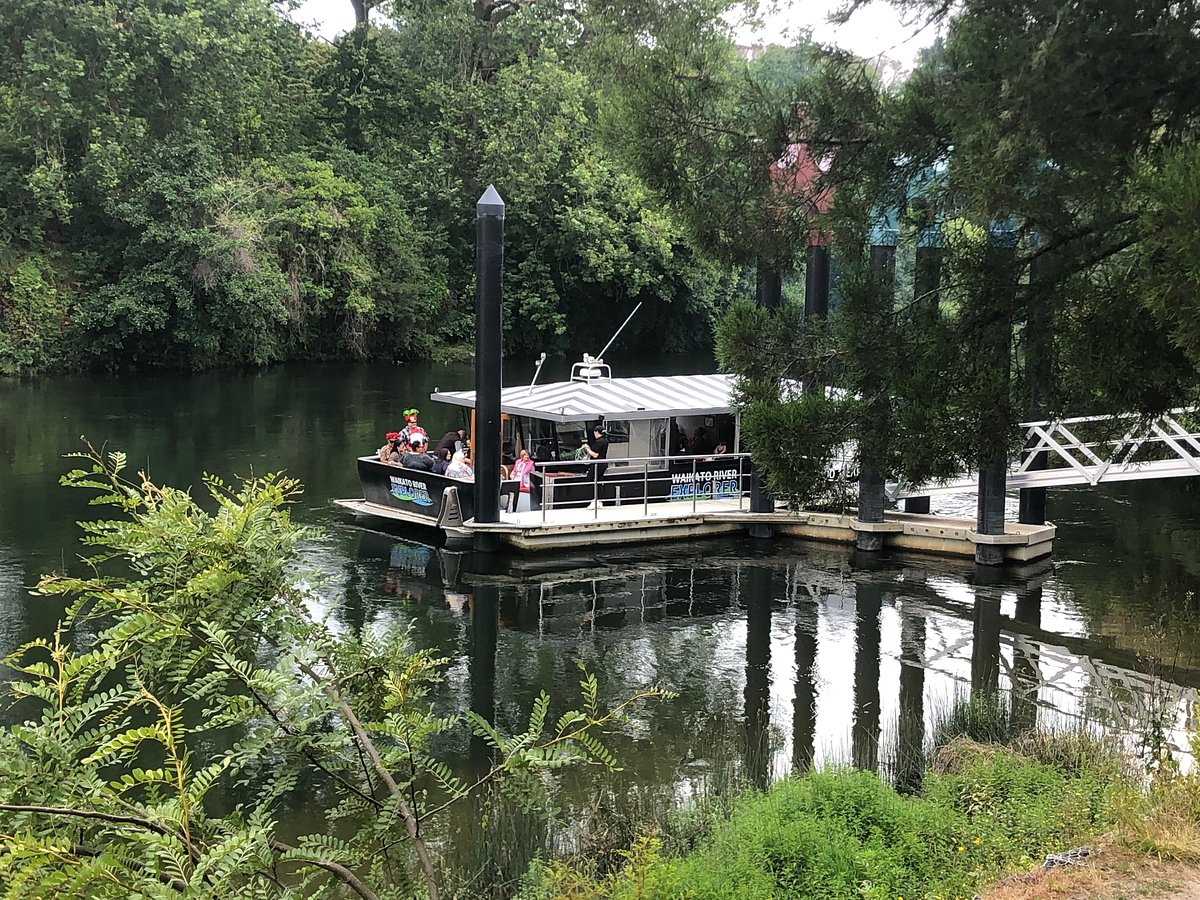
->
[518,732,1123,900]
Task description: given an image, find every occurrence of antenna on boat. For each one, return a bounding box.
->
[570,303,643,383]
[596,301,643,361]
[527,352,548,395]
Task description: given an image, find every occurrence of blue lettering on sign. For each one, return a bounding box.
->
[388,475,434,507]
[668,477,740,501]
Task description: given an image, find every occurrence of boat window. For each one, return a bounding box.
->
[501,415,520,465]
[599,421,630,464]
[526,419,560,462]
[670,414,736,455]
[556,422,587,458]
[615,419,668,471]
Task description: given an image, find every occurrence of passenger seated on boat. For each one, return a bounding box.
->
[513,449,535,493]
[435,428,466,456]
[671,425,688,455]
[401,436,434,471]
[446,450,474,480]
[713,441,727,455]
[432,447,451,475]
[378,432,403,464]
[688,427,714,455]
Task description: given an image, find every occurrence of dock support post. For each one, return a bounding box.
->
[975,459,1008,565]
[473,186,505,552]
[1017,460,1046,525]
[756,257,782,310]
[974,236,1016,566]
[855,240,896,552]
[1019,252,1051,526]
[749,260,778,537]
[902,242,941,524]
[804,244,830,319]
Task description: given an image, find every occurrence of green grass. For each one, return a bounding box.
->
[519,737,1122,900]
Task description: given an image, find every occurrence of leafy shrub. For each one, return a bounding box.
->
[525,745,1122,900]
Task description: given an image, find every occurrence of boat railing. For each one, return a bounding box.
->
[529,452,753,522]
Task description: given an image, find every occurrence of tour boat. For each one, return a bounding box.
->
[336,356,751,547]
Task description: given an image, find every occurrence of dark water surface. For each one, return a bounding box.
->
[4,360,1200,862]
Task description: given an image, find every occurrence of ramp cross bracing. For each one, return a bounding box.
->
[890,409,1200,499]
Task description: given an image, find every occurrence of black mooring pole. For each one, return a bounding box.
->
[748,260,778,537]
[474,185,504,551]
[1018,252,1050,526]
[903,242,942,516]
[855,242,896,551]
[804,244,831,318]
[975,239,1016,565]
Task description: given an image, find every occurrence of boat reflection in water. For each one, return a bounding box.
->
[349,531,1200,797]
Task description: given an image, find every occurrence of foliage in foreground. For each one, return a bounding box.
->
[521,738,1122,900]
[0,444,667,898]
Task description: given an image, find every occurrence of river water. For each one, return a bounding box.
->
[3,360,1200,875]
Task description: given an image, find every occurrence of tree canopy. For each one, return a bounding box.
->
[0,0,744,376]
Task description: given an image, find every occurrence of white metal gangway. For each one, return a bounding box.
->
[889,408,1200,500]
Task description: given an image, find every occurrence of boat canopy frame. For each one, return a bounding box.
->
[431,372,737,424]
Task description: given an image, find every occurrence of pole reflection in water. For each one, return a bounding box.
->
[971,568,1004,697]
[1011,580,1044,731]
[792,599,818,774]
[469,575,500,777]
[852,566,883,772]
[744,567,773,791]
[895,612,926,792]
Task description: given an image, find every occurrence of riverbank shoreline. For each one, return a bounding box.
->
[515,710,1200,900]
[982,850,1200,899]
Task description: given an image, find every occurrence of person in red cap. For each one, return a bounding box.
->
[377,431,403,464]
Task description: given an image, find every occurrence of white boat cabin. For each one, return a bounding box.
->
[429,361,741,469]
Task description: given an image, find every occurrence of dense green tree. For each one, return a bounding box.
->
[0,0,737,376]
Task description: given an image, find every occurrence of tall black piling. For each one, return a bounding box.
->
[903,242,942,517]
[975,237,1017,565]
[755,258,782,310]
[1019,251,1051,526]
[855,238,896,551]
[474,185,504,552]
[804,244,831,318]
[749,262,779,536]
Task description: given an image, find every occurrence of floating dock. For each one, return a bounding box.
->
[336,494,1054,561]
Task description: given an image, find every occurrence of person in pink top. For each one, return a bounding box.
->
[512,448,535,493]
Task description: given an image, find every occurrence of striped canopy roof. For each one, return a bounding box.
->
[431,373,737,423]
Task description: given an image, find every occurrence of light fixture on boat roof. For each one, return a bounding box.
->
[571,353,611,383]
